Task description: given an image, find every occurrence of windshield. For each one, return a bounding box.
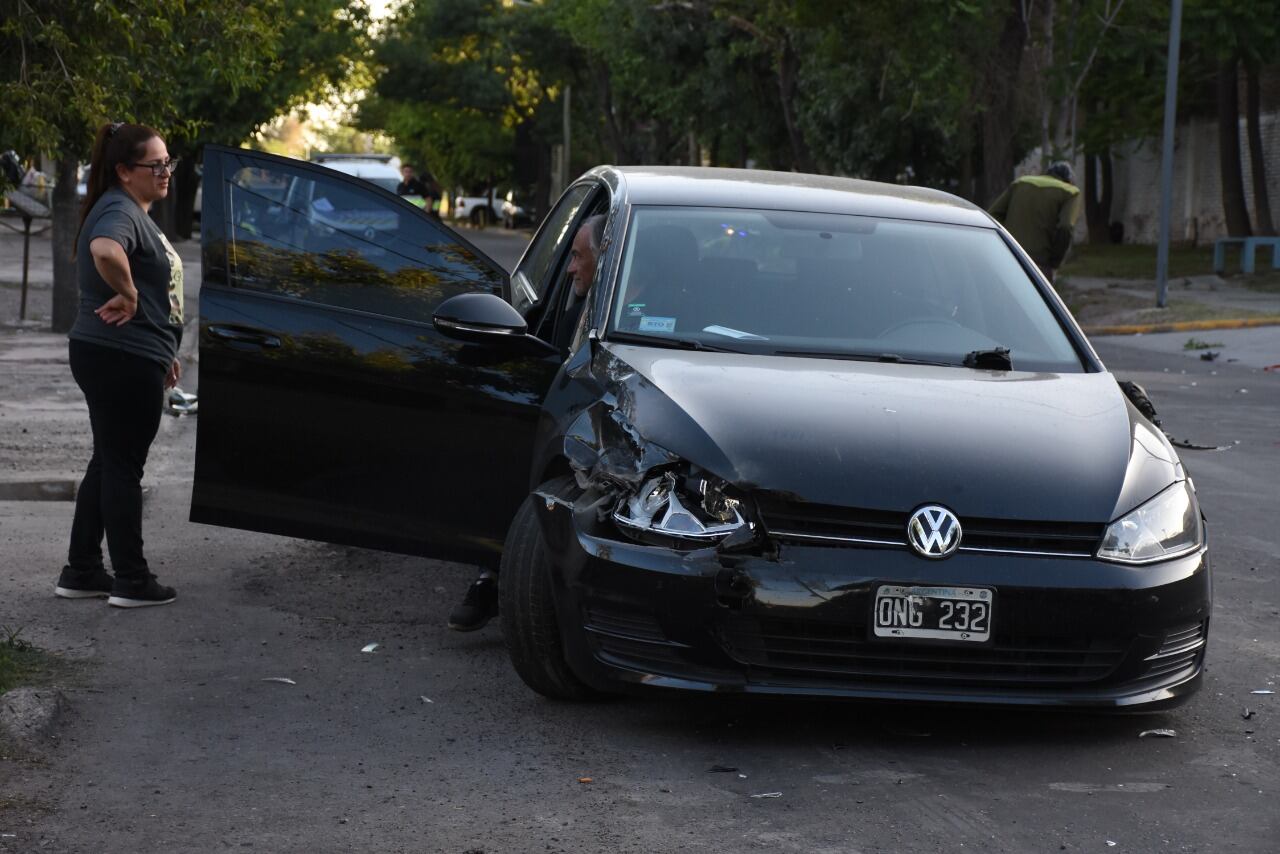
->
[608,206,1083,372]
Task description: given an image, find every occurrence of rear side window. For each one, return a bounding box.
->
[223,154,503,322]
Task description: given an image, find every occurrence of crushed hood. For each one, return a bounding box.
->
[599,344,1177,523]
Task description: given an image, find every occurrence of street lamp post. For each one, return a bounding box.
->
[1156,0,1184,308]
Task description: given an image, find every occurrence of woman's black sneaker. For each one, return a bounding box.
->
[54,565,114,599]
[107,575,177,608]
[447,574,498,631]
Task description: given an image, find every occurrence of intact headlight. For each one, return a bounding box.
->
[1097,480,1203,564]
[613,469,748,545]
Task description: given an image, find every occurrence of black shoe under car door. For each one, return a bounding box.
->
[191,146,561,567]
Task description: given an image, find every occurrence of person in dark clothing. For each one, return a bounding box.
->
[396,164,439,218]
[447,214,606,632]
[395,164,429,197]
[55,122,183,608]
[988,161,1081,284]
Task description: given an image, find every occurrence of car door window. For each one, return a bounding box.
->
[224,154,504,321]
[510,183,596,317]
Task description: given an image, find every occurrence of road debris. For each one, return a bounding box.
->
[1242,708,1255,720]
[1250,690,1274,695]
[361,642,379,653]
[1182,337,1222,351]
[1167,437,1234,451]
[1106,842,1117,847]
[578,777,593,784]
[708,765,739,773]
[420,696,433,704]
[750,792,783,799]
[1138,729,1177,738]
[261,677,296,685]
[1199,351,1219,361]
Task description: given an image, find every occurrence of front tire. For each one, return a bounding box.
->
[500,485,597,700]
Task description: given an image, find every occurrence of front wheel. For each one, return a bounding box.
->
[499,484,598,700]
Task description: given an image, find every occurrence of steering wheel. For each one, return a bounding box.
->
[877,316,964,338]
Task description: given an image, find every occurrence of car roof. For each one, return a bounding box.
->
[594,166,993,228]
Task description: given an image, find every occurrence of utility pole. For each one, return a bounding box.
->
[1156,0,1183,308]
[562,85,572,191]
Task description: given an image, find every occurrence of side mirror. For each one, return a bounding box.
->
[433,292,556,355]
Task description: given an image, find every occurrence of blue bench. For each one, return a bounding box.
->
[1213,236,1280,274]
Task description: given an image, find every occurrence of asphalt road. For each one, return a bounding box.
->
[1,227,1277,853]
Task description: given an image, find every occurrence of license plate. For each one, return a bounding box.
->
[873,585,993,642]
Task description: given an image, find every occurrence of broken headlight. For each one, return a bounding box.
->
[1097,480,1203,565]
[613,470,748,546]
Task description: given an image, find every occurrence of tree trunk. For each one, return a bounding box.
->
[1244,62,1276,236]
[51,155,80,333]
[592,65,633,164]
[980,1,1030,205]
[174,155,199,240]
[776,38,814,173]
[1080,150,1111,241]
[534,139,552,226]
[1217,57,1252,237]
[1100,149,1114,240]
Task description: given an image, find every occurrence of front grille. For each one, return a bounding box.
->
[1142,621,1207,679]
[719,616,1127,685]
[757,499,1104,557]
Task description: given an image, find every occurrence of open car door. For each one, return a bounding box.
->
[191,146,562,566]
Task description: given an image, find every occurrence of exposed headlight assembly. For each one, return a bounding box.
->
[1097,480,1203,565]
[613,470,748,545]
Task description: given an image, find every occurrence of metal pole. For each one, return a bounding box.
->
[20,215,31,321]
[563,85,572,188]
[1156,0,1183,308]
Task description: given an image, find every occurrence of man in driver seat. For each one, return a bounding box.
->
[447,214,605,632]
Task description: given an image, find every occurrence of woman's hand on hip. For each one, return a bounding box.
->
[95,292,138,326]
[164,358,181,390]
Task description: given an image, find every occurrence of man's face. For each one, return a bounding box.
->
[567,224,597,298]
[401,166,415,180]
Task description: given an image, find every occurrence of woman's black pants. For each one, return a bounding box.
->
[67,339,166,582]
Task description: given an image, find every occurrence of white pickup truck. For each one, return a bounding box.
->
[447,188,503,227]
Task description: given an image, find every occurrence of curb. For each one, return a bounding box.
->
[1084,316,1280,336]
[0,687,65,748]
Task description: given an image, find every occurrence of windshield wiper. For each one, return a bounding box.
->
[963,347,1013,370]
[608,330,740,352]
[774,350,953,367]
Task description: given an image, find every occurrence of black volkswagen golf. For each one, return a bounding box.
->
[194,147,1209,709]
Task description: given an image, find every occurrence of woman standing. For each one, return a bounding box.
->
[54,122,183,608]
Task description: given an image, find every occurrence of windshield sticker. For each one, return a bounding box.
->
[639,316,677,333]
[312,197,335,212]
[703,325,768,341]
[625,302,646,317]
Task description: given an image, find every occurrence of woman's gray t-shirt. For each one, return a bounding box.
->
[69,187,184,367]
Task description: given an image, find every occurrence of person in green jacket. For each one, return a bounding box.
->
[988,161,1082,284]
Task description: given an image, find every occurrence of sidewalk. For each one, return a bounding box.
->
[1057,272,1280,335]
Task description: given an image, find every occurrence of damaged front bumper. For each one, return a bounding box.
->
[533,491,1210,710]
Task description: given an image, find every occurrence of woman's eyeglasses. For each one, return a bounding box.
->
[131,158,179,177]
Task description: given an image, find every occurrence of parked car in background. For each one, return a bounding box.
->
[501,188,540,229]
[448,187,502,227]
[310,153,402,195]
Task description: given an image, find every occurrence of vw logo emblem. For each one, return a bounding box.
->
[907,505,962,558]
